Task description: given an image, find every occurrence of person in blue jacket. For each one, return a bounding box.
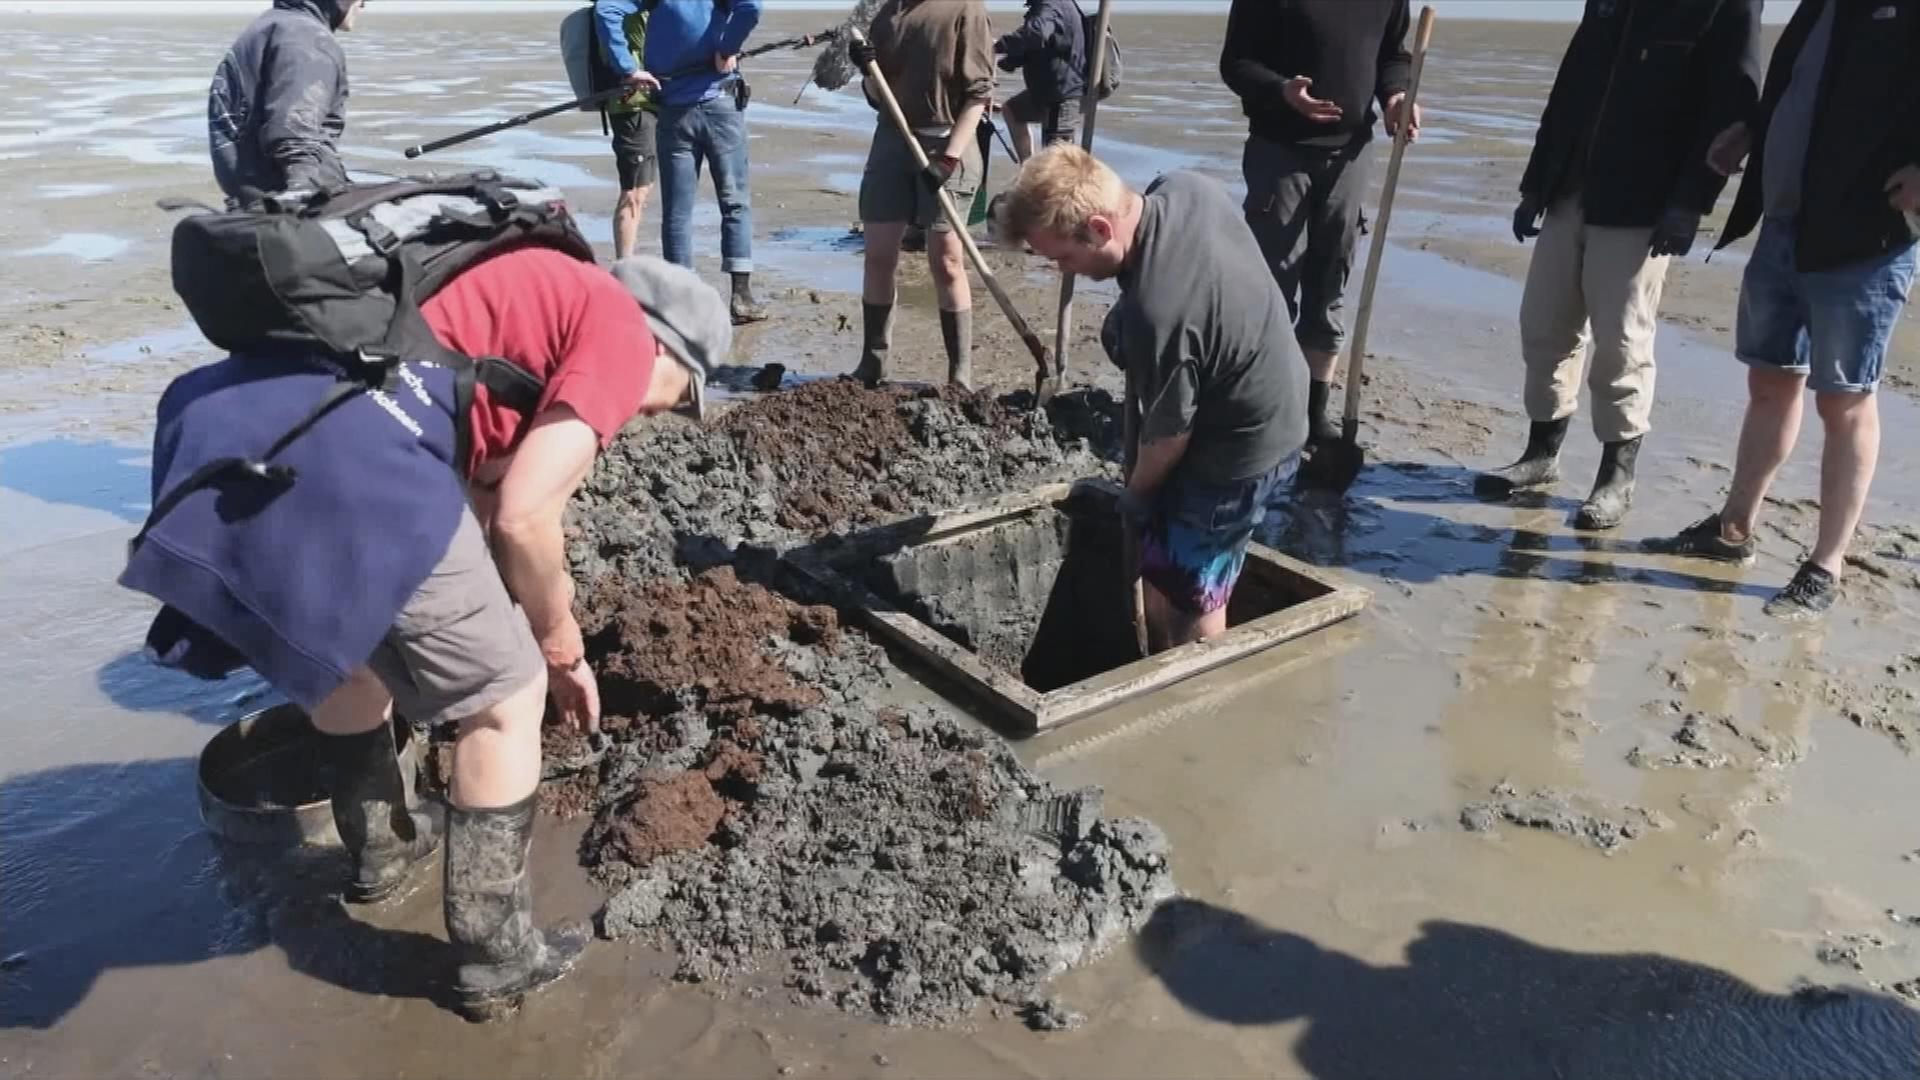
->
[596,0,767,325]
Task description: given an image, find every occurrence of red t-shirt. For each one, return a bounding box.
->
[420,246,656,476]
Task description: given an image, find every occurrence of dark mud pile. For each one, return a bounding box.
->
[546,384,1169,1028]
[560,567,1172,1027]
[567,380,1120,585]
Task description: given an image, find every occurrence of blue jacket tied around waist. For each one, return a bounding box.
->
[120,352,469,710]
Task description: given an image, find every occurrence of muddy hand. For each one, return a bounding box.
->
[549,659,602,735]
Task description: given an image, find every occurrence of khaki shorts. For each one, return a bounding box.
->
[858,123,982,232]
[366,508,543,725]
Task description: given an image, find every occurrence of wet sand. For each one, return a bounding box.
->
[4,10,1920,1079]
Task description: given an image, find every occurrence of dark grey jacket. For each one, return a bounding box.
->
[995,0,1085,107]
[1519,0,1761,227]
[208,0,352,203]
[1719,0,1920,271]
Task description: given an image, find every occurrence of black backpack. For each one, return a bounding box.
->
[137,172,595,552]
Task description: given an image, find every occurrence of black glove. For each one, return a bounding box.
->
[1649,206,1703,258]
[997,53,1021,73]
[848,39,877,69]
[1116,487,1154,525]
[1512,194,1543,243]
[919,153,959,195]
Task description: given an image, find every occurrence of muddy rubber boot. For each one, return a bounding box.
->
[445,795,588,1023]
[849,301,893,387]
[327,724,444,904]
[1572,436,1642,530]
[1306,380,1341,445]
[1473,417,1570,499]
[728,272,767,325]
[940,308,974,391]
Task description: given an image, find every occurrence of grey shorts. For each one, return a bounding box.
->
[610,107,658,190]
[366,508,543,725]
[858,124,983,232]
[1005,90,1082,147]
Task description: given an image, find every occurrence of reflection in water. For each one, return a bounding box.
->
[1139,898,1920,1080]
[0,438,151,524]
[1441,513,1624,789]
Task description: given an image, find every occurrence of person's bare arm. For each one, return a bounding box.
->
[1127,431,1191,503]
[488,406,599,726]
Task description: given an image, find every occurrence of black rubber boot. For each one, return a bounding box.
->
[1474,417,1570,499]
[445,795,588,1023]
[940,308,974,390]
[849,301,893,387]
[728,272,767,325]
[1306,380,1341,445]
[327,724,444,904]
[1572,436,1642,530]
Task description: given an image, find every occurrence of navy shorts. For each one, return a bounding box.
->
[1735,218,1917,393]
[1138,455,1298,615]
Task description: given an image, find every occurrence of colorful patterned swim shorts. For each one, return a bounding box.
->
[1138,455,1298,615]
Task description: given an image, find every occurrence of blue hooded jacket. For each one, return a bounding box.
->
[119,352,467,710]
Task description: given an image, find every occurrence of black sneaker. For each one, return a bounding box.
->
[1641,513,1756,565]
[1763,561,1837,621]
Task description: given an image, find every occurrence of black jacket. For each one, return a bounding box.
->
[207,0,352,203]
[996,0,1086,107]
[1519,0,1761,228]
[1220,0,1411,147]
[1718,0,1920,271]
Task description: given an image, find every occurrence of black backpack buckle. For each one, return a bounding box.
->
[347,212,403,256]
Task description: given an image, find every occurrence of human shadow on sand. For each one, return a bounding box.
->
[1137,898,1920,1080]
[0,757,451,1029]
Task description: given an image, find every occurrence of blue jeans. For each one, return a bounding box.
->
[1735,218,1918,393]
[654,92,752,273]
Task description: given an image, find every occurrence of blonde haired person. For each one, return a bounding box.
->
[998,146,1308,650]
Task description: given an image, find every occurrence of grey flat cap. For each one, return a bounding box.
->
[611,255,732,420]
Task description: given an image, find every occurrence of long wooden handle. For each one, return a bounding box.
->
[852,30,1050,370]
[1050,0,1116,380]
[1340,5,1435,428]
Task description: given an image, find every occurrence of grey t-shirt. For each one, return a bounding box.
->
[1762,0,1835,223]
[1102,170,1308,486]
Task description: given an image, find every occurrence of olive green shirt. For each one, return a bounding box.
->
[866,0,994,134]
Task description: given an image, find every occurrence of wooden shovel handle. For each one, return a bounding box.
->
[1340,5,1435,429]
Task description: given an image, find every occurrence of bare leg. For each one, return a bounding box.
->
[863,221,906,306]
[1303,347,1339,385]
[309,666,392,735]
[927,226,972,312]
[449,671,547,810]
[1720,365,1806,541]
[614,184,651,261]
[1144,583,1228,652]
[1809,389,1879,576]
[1008,119,1034,163]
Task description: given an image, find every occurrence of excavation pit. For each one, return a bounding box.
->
[788,481,1370,733]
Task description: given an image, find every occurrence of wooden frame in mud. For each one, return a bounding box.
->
[784,479,1372,735]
